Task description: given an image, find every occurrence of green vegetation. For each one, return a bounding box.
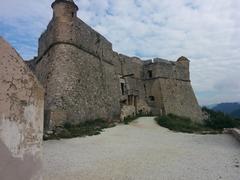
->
[202,107,240,130]
[123,114,141,124]
[231,109,240,118]
[44,119,115,140]
[155,114,212,134]
[155,108,240,134]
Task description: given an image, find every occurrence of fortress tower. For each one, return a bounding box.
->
[51,0,78,21]
[35,0,121,130]
[31,0,203,130]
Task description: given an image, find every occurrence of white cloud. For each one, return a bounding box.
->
[0,0,239,105]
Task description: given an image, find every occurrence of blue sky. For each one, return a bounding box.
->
[0,0,240,105]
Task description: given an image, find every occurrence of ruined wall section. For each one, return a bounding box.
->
[118,54,150,118]
[36,43,120,128]
[0,37,44,180]
[119,55,145,98]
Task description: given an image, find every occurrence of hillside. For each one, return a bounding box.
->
[212,102,240,118]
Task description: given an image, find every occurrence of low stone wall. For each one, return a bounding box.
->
[224,128,240,143]
[232,129,240,142]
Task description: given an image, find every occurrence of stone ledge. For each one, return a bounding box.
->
[36,41,114,66]
[224,128,240,143]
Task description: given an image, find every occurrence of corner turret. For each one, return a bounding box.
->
[177,56,190,80]
[51,0,78,21]
[177,56,190,66]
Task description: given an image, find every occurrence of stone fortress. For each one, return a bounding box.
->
[26,0,203,130]
[0,1,204,178]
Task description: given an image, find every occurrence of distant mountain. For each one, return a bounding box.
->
[212,102,240,118]
[205,104,217,109]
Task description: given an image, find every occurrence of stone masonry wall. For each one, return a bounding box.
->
[143,58,189,81]
[144,79,164,115]
[36,44,120,128]
[118,54,151,118]
[159,79,202,122]
[0,37,44,180]
[38,2,113,65]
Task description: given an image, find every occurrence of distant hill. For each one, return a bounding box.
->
[211,102,240,118]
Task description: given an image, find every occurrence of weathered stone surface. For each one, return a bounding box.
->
[36,43,120,129]
[143,57,202,122]
[120,105,136,121]
[0,37,44,180]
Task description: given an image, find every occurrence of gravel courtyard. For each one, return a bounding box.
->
[43,117,240,180]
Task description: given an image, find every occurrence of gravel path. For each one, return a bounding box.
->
[43,117,240,180]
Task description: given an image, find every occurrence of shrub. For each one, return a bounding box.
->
[123,116,137,124]
[202,107,240,130]
[45,118,115,140]
[155,108,240,134]
[63,122,73,129]
[155,114,209,133]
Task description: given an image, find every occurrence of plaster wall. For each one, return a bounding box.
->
[0,37,44,180]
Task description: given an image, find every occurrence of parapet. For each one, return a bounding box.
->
[143,56,190,81]
[177,56,190,62]
[153,58,174,64]
[143,59,153,65]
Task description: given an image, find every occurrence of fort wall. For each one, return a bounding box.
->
[33,0,203,127]
[143,57,202,121]
[159,79,203,122]
[36,43,120,128]
[38,2,113,65]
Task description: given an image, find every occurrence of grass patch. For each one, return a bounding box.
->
[155,108,240,134]
[123,115,141,124]
[155,114,211,133]
[44,119,115,140]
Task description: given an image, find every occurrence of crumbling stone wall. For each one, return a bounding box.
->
[117,54,151,119]
[0,37,44,180]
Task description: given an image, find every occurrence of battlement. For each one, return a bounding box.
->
[142,57,190,81]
